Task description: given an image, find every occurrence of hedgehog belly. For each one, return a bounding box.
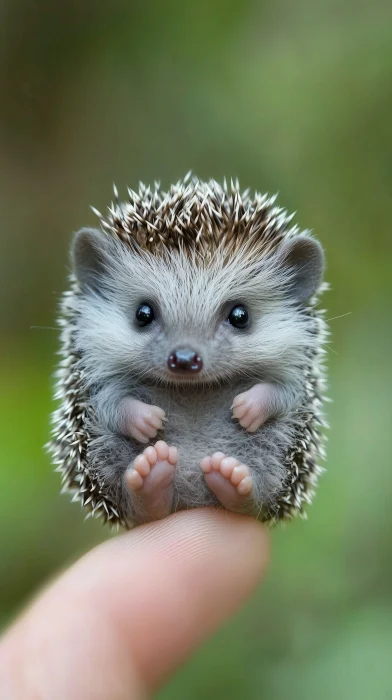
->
[49,357,325,527]
[142,383,296,518]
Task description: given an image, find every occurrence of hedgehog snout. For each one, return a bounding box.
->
[168,348,203,374]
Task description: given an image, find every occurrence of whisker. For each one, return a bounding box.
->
[325,343,339,356]
[326,312,352,322]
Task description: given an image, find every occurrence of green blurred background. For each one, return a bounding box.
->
[1,0,391,697]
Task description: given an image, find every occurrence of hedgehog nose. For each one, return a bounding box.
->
[168,349,203,373]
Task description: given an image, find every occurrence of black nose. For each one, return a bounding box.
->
[168,349,203,373]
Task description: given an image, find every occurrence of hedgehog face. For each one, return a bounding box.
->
[72,228,324,389]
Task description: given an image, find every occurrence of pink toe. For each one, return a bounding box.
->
[230,465,249,486]
[211,452,226,470]
[126,469,144,491]
[200,456,212,473]
[140,422,158,438]
[231,394,245,408]
[145,414,163,429]
[247,417,263,432]
[168,446,178,465]
[155,440,169,460]
[144,446,157,465]
[220,457,240,477]
[232,405,248,420]
[237,476,253,496]
[130,427,149,444]
[133,454,150,477]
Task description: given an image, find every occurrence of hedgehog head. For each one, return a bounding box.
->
[71,177,324,388]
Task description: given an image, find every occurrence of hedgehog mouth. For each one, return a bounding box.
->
[149,368,226,387]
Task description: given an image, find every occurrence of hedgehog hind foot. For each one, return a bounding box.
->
[126,440,178,523]
[200,452,254,514]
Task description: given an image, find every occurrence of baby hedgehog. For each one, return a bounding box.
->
[48,175,328,528]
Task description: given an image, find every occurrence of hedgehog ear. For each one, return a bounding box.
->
[278,235,325,302]
[71,227,115,292]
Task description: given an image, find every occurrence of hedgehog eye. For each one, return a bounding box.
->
[135,303,155,327]
[227,305,249,329]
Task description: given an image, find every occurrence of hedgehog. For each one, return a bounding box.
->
[47,174,328,529]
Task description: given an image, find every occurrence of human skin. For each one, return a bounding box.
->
[0,509,269,700]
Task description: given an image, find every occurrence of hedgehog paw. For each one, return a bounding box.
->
[231,383,275,432]
[126,440,178,522]
[120,397,166,444]
[201,452,253,513]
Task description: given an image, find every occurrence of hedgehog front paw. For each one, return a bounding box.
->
[231,383,274,433]
[126,440,178,522]
[119,397,166,444]
[201,452,253,513]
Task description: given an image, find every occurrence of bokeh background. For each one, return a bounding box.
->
[1,1,391,697]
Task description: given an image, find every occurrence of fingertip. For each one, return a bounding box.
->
[5,509,269,700]
[111,509,269,689]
